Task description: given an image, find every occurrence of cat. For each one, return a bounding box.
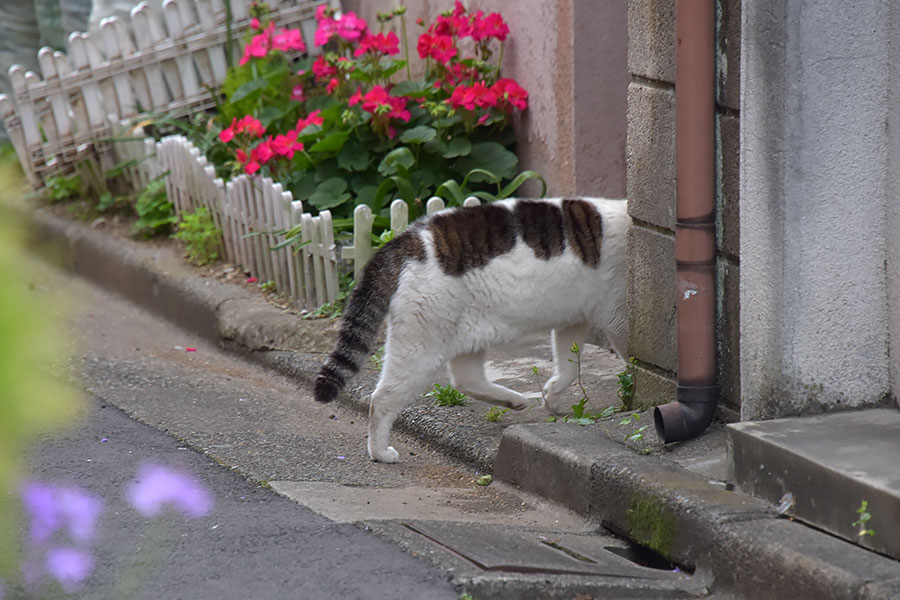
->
[314,197,630,463]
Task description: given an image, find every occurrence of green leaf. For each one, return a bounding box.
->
[476,475,493,486]
[229,78,268,103]
[390,80,431,97]
[338,140,370,171]
[498,170,548,199]
[399,125,437,145]
[378,147,416,176]
[462,142,518,180]
[462,168,501,188]
[309,177,351,210]
[257,104,296,129]
[442,137,472,158]
[434,179,466,205]
[310,130,350,153]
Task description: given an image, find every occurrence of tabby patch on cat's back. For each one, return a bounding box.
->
[426,198,605,276]
[314,197,630,463]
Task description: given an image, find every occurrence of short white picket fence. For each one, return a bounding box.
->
[114,132,479,310]
[0,0,337,189]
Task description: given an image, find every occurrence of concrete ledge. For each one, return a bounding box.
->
[494,423,631,515]
[728,409,900,560]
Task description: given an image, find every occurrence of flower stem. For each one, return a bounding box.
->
[401,12,411,80]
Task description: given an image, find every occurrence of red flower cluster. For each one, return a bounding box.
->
[448,78,528,113]
[221,111,324,175]
[349,86,410,138]
[314,5,368,46]
[219,115,266,143]
[354,32,400,57]
[238,22,307,66]
[417,1,509,65]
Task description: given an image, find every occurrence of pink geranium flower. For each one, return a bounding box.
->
[312,55,337,80]
[295,109,324,132]
[271,130,304,158]
[493,78,528,111]
[471,12,509,41]
[314,9,368,46]
[449,81,498,111]
[272,27,306,52]
[238,23,274,65]
[354,32,400,57]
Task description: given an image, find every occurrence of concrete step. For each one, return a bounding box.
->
[727,408,900,560]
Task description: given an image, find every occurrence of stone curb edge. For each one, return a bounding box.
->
[27,209,900,600]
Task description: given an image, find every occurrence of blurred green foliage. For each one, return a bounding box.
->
[0,145,81,581]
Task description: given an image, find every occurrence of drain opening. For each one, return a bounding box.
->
[602,523,694,573]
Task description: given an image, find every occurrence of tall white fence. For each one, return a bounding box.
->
[113,132,478,310]
[0,0,337,189]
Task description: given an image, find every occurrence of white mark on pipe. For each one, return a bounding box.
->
[683,288,698,300]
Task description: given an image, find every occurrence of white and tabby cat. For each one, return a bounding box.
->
[314,198,630,463]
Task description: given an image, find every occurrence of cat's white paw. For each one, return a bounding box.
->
[543,378,569,416]
[370,445,400,463]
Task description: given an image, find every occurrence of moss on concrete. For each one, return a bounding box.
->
[626,494,676,558]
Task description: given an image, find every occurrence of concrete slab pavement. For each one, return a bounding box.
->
[25,207,900,599]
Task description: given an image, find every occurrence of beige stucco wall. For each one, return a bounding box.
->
[341,0,627,198]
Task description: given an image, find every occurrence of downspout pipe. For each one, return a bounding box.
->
[653,0,719,443]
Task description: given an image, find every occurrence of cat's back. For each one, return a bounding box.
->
[405,197,628,279]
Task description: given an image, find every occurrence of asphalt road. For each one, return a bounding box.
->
[17,393,460,600]
[9,255,466,599]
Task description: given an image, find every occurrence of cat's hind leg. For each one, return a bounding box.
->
[368,355,439,463]
[449,350,530,410]
[543,322,590,415]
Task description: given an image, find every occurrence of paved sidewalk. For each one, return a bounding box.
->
[26,208,900,599]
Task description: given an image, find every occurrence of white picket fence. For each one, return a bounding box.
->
[0,0,337,189]
[112,131,479,309]
[0,0,481,309]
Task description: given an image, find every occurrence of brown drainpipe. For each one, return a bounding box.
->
[653,0,718,443]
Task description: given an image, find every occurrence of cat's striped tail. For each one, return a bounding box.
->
[313,231,426,403]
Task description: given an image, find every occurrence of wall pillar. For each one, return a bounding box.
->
[739,0,892,419]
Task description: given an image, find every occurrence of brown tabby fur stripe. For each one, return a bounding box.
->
[428,199,603,277]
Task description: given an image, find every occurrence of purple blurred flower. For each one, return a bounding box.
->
[127,463,213,518]
[45,547,94,593]
[21,483,103,543]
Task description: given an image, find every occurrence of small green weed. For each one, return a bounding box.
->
[484,407,509,422]
[618,356,637,409]
[173,206,222,265]
[302,272,355,319]
[131,173,175,237]
[852,500,875,537]
[619,412,649,443]
[475,475,492,486]
[259,280,277,294]
[425,383,468,407]
[369,345,385,370]
[44,172,82,202]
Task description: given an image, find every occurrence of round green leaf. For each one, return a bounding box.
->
[399,126,437,145]
[338,140,370,172]
[378,147,416,176]
[309,177,351,210]
[443,137,472,158]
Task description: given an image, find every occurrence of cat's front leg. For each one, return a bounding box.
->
[543,322,589,415]
[449,351,530,410]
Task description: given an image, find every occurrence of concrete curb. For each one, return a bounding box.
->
[28,208,900,599]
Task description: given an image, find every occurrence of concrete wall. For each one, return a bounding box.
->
[890,3,900,409]
[626,0,742,413]
[340,0,628,199]
[739,0,894,419]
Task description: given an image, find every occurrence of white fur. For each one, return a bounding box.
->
[367,198,630,463]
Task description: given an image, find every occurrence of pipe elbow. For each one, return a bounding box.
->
[653,386,718,443]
